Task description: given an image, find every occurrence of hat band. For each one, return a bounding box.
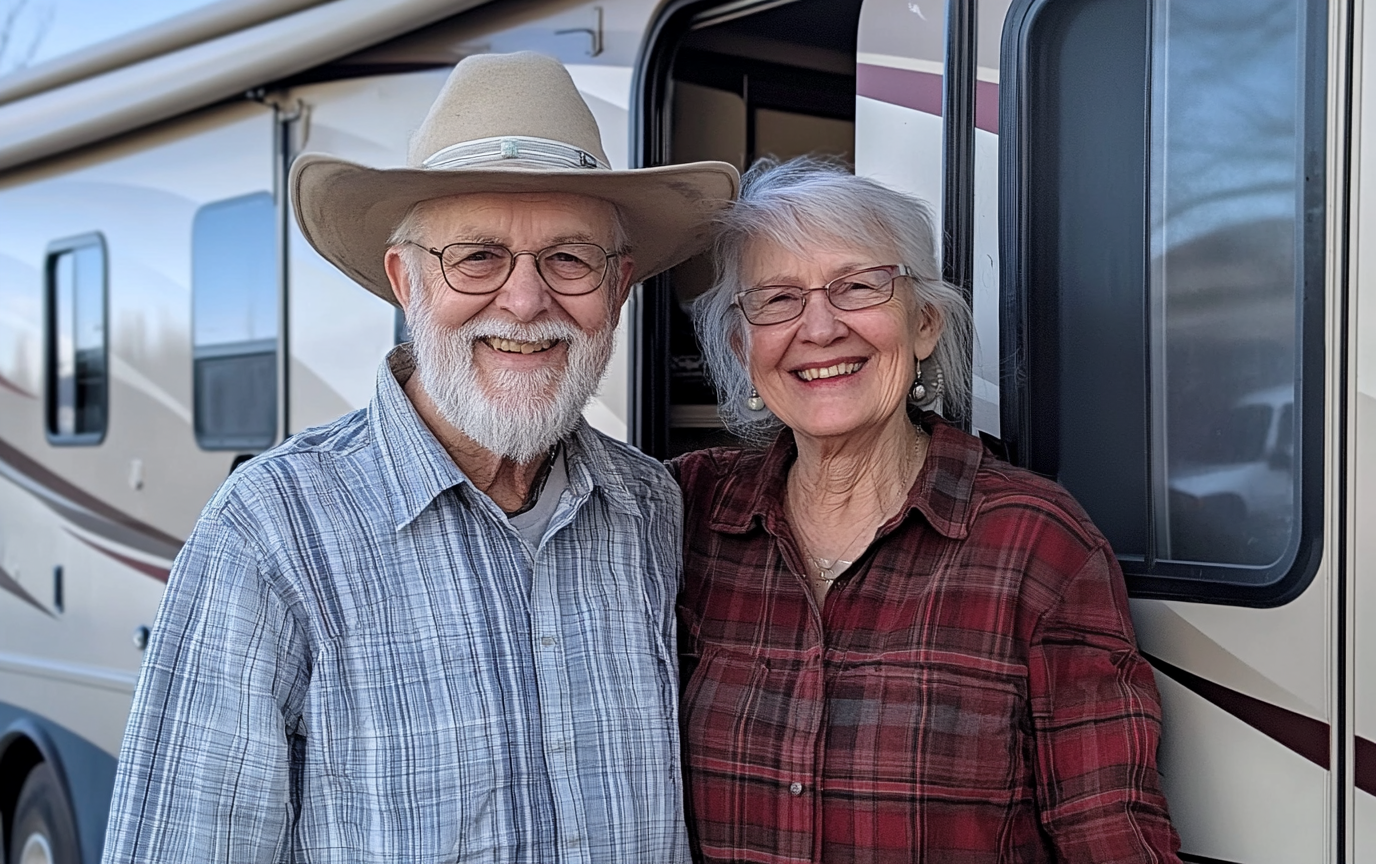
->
[422,136,611,171]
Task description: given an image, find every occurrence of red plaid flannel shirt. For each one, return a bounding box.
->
[672,416,1181,864]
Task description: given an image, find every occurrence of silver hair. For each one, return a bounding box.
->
[692,157,973,443]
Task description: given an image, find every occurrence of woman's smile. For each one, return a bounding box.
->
[792,359,866,382]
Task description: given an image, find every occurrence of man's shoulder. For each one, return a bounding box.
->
[578,425,680,507]
[205,408,374,521]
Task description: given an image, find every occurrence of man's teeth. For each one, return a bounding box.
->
[484,337,557,354]
[797,361,863,382]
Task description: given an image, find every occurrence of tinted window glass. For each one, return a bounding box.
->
[1149,0,1304,567]
[1001,0,1322,604]
[46,235,107,443]
[192,192,277,450]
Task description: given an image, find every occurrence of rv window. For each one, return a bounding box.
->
[1001,0,1323,605]
[45,234,108,445]
[192,192,278,451]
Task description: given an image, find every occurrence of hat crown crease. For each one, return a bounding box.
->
[407,52,609,169]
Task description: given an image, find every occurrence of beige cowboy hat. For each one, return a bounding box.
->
[290,51,740,305]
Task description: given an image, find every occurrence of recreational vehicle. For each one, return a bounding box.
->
[0,0,1369,861]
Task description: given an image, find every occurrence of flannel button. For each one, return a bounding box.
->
[789,782,804,796]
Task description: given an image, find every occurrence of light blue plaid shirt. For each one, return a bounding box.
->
[102,348,689,864]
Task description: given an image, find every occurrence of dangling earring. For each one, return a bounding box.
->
[910,359,927,403]
[746,387,766,412]
[910,357,944,407]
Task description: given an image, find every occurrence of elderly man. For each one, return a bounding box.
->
[100,53,737,863]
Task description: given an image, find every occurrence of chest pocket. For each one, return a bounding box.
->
[827,655,1030,796]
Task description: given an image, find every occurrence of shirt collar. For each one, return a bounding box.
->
[707,413,983,541]
[371,345,641,529]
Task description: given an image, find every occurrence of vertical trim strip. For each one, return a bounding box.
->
[942,0,976,427]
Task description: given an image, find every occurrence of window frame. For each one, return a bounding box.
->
[44,232,109,448]
[998,0,1328,606]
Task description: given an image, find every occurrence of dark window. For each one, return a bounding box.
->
[395,307,410,344]
[45,234,108,445]
[192,192,278,451]
[1000,0,1323,605]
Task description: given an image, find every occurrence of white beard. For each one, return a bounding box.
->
[407,297,616,463]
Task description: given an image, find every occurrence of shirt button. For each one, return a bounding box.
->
[789,782,804,796]
[541,635,556,646]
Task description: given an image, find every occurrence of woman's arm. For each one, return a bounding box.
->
[1027,543,1182,864]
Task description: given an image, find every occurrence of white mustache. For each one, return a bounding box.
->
[463,318,580,345]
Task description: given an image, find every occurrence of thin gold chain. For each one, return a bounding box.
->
[787,427,929,590]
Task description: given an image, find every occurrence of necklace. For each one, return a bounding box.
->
[788,428,929,590]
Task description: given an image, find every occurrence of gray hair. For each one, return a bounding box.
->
[692,157,973,443]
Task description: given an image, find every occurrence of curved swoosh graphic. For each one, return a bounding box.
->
[0,435,183,562]
[1148,652,1376,799]
[0,373,35,398]
[0,562,54,616]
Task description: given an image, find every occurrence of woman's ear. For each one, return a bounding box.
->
[729,329,749,367]
[913,303,944,360]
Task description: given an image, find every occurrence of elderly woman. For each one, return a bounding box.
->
[672,159,1181,864]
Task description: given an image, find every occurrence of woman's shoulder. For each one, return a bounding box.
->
[967,452,1107,552]
[668,445,768,490]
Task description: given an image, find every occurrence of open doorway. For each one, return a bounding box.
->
[634,0,863,457]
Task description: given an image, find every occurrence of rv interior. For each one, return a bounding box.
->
[648,0,862,456]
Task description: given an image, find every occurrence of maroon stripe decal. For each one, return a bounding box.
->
[0,563,55,617]
[0,373,35,398]
[1145,653,1329,768]
[0,435,183,553]
[855,64,1000,134]
[67,530,170,583]
[1356,735,1376,797]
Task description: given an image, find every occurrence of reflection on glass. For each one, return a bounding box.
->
[1149,0,1303,567]
[192,192,278,450]
[48,242,106,439]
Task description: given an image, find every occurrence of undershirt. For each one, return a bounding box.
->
[508,447,568,548]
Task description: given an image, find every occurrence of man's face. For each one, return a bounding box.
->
[386,192,634,462]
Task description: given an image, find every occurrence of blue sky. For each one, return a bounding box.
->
[2,0,219,73]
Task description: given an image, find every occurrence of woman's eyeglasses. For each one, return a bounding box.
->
[735,264,911,325]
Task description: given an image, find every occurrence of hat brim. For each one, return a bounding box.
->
[290,153,740,306]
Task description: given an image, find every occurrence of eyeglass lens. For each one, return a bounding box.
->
[738,267,898,324]
[437,243,611,295]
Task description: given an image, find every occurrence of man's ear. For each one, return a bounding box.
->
[385,246,413,312]
[604,255,637,324]
[614,255,636,306]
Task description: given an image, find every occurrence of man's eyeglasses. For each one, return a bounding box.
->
[408,241,618,296]
[735,264,911,325]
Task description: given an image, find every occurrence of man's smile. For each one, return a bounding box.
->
[481,336,559,354]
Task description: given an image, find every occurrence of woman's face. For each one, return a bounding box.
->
[740,238,941,443]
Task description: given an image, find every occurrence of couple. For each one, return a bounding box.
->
[102,53,1180,863]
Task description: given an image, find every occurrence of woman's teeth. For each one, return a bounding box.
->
[484,337,556,354]
[796,361,863,381]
